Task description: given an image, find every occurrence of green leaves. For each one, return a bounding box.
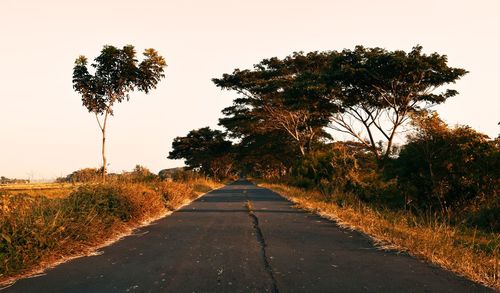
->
[213,51,336,156]
[72,45,167,115]
[323,45,468,160]
[138,48,167,93]
[391,112,498,211]
[168,127,234,180]
[325,45,468,109]
[212,45,468,173]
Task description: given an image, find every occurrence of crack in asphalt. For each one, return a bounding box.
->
[244,191,279,293]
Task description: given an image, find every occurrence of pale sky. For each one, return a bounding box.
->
[1,0,499,180]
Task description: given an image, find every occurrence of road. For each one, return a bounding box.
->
[3,180,492,292]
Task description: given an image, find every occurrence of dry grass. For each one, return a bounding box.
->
[157,178,221,210]
[0,178,221,285]
[262,183,499,290]
[0,183,80,198]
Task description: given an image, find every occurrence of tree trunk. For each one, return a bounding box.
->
[101,128,106,182]
[97,110,109,183]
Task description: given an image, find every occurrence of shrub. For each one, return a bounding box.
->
[57,168,100,183]
[126,165,158,182]
[157,181,195,209]
[289,142,389,202]
[0,183,165,279]
[391,113,499,214]
[169,169,202,182]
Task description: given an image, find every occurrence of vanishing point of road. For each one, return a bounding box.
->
[3,180,492,292]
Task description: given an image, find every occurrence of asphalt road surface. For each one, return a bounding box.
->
[3,180,492,292]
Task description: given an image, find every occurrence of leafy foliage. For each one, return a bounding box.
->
[168,127,235,180]
[213,52,336,155]
[120,165,157,182]
[235,131,299,179]
[390,112,499,213]
[73,45,166,115]
[214,46,467,162]
[325,45,468,161]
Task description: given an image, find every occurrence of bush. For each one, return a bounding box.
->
[157,181,195,209]
[0,183,164,278]
[465,206,500,233]
[290,142,388,200]
[56,168,100,183]
[66,185,133,222]
[391,113,499,213]
[169,169,203,182]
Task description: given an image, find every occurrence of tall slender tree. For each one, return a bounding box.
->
[73,45,167,181]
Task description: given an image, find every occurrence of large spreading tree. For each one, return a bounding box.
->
[324,45,467,162]
[208,45,468,180]
[213,52,337,156]
[73,45,167,181]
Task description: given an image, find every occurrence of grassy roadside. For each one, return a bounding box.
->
[261,183,499,290]
[0,178,222,285]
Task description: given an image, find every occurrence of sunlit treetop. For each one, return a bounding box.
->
[72,45,167,116]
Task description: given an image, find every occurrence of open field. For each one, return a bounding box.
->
[262,183,499,290]
[0,183,80,198]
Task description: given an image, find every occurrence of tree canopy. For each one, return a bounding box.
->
[325,45,468,161]
[73,45,166,115]
[213,51,337,156]
[168,127,235,180]
[213,46,467,162]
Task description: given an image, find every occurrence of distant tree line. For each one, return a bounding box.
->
[56,165,201,184]
[0,176,30,184]
[170,45,498,231]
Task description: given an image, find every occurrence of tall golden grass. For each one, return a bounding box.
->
[262,183,499,290]
[0,178,221,285]
[0,183,79,198]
